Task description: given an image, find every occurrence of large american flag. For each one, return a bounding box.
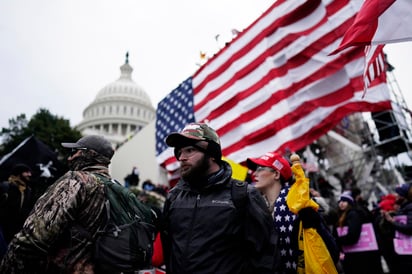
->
[156,0,392,183]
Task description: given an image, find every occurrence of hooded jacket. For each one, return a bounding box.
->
[162,161,278,274]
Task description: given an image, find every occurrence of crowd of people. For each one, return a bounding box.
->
[0,123,411,273]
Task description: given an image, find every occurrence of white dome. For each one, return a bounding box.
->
[94,61,153,106]
[77,53,156,146]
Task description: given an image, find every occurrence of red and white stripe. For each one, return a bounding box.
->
[362,44,386,96]
[194,0,390,162]
[161,0,391,178]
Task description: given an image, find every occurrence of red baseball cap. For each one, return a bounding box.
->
[247,152,292,180]
[379,199,395,211]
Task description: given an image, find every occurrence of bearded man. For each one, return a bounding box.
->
[161,123,279,274]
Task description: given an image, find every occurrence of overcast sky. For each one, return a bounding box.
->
[1,0,412,130]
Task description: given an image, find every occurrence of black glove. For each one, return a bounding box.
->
[298,207,321,229]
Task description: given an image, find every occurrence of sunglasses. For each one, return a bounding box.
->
[255,166,275,173]
[174,146,202,159]
[70,147,88,156]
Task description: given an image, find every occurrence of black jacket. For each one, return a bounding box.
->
[334,207,383,274]
[162,161,278,274]
[0,179,33,244]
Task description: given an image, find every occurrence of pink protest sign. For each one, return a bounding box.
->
[393,215,412,255]
[337,223,379,253]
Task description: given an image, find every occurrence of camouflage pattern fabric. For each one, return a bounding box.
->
[0,160,109,273]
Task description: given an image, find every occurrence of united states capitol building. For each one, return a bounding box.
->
[77,53,155,144]
[76,53,166,184]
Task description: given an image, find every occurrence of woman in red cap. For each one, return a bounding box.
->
[247,152,340,273]
[247,152,306,274]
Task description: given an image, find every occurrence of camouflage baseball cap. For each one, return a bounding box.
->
[165,123,221,147]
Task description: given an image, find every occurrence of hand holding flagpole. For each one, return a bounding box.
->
[287,154,318,214]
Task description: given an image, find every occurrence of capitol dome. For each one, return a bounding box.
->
[77,53,155,145]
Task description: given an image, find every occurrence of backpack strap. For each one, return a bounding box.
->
[93,173,131,229]
[231,180,248,209]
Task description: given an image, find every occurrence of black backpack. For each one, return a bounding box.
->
[93,173,157,273]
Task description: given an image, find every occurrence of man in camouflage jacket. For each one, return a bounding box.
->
[0,135,114,274]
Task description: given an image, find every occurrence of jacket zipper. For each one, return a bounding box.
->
[182,193,200,272]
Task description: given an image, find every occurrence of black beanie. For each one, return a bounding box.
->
[10,164,32,176]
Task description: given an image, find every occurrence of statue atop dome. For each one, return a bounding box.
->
[120,52,133,80]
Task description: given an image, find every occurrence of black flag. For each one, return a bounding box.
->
[0,135,66,200]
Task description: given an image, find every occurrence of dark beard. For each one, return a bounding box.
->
[181,155,210,185]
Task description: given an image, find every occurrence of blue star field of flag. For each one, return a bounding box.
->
[273,183,298,272]
[155,77,195,156]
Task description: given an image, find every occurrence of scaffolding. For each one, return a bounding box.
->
[306,64,412,204]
